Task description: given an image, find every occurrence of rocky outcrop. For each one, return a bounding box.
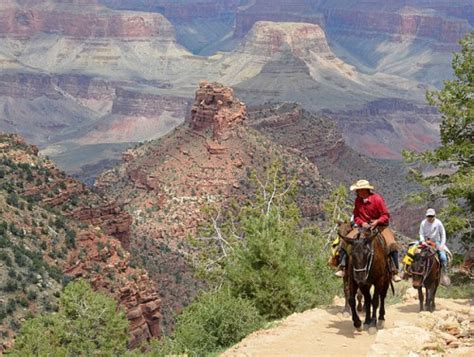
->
[190,81,247,141]
[65,230,161,348]
[69,204,133,249]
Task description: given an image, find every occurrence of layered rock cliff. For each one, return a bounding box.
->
[235,0,472,47]
[0,0,175,39]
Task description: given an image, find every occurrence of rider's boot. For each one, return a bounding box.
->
[440,264,451,287]
[390,250,402,282]
[335,250,346,278]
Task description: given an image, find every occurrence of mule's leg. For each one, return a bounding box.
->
[357,290,363,312]
[425,287,431,313]
[344,275,350,313]
[369,288,379,335]
[349,281,362,330]
[418,287,424,311]
[431,284,438,312]
[377,284,387,329]
[360,286,371,329]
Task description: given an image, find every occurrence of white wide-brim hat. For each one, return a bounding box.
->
[350,179,374,191]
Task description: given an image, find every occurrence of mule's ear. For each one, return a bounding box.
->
[338,232,353,244]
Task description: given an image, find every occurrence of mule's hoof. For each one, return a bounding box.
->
[368,327,377,335]
[363,323,370,330]
[356,326,363,332]
[377,320,385,329]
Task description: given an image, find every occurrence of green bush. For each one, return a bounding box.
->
[159,288,264,356]
[8,280,129,356]
[224,210,338,319]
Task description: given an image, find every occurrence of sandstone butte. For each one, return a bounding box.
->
[0,133,160,349]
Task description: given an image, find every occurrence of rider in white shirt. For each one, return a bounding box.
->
[419,208,450,286]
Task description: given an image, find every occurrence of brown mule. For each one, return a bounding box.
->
[410,245,441,312]
[339,227,393,334]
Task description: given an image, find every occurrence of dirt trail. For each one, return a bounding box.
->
[222,292,473,356]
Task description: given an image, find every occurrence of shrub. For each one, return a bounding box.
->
[6,193,19,207]
[9,280,129,356]
[65,228,76,249]
[159,288,264,356]
[2,279,18,292]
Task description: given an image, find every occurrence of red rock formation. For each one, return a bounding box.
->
[65,229,161,348]
[190,81,247,141]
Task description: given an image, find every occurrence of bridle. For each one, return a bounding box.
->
[409,247,436,285]
[352,228,377,282]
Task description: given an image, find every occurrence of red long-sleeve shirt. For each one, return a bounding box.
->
[353,193,390,226]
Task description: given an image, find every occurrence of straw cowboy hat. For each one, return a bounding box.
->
[350,179,374,191]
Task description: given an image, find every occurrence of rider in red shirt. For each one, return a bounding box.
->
[336,180,401,282]
[353,192,390,228]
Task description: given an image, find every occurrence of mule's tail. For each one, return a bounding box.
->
[390,280,395,296]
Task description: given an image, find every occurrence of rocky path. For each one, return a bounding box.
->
[222,291,473,356]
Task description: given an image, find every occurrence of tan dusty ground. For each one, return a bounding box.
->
[221,295,473,357]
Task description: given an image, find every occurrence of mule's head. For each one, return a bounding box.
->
[411,252,424,288]
[351,237,374,284]
[341,228,376,285]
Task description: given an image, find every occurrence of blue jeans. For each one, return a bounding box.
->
[438,250,447,266]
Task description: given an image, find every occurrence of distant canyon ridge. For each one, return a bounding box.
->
[0,0,472,182]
